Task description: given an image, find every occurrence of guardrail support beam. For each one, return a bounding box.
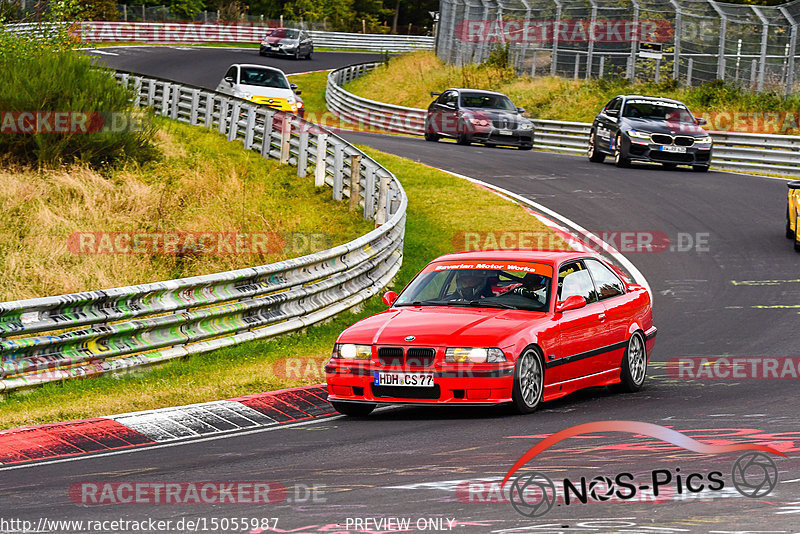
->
[315,133,328,186]
[349,154,362,211]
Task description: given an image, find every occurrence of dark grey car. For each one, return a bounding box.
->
[588,95,713,172]
[424,89,534,150]
[259,28,313,60]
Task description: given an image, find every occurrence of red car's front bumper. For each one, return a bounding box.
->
[326,362,516,405]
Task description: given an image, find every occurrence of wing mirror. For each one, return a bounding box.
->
[696,117,708,126]
[517,107,526,114]
[290,83,301,95]
[382,291,398,307]
[606,108,619,118]
[224,76,234,85]
[444,101,456,109]
[555,295,587,313]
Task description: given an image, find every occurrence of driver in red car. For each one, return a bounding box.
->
[510,273,548,299]
[450,270,493,301]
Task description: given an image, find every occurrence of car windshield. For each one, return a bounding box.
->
[272,28,299,39]
[622,100,694,123]
[238,68,290,89]
[460,93,517,111]
[394,261,553,312]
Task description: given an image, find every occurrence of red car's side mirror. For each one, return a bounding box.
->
[555,295,587,313]
[382,291,398,307]
[696,117,708,126]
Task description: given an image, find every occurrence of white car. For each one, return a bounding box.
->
[215,64,304,115]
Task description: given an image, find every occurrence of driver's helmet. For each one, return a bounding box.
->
[455,269,489,299]
[521,273,547,291]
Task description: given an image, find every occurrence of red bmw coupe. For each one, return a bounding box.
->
[325,250,656,416]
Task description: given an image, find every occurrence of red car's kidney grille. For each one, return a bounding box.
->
[378,347,404,366]
[406,348,435,367]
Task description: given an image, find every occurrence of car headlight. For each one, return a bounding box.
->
[520,122,533,131]
[445,347,506,363]
[696,136,713,144]
[628,129,652,139]
[332,343,372,360]
[296,101,304,109]
[468,118,489,126]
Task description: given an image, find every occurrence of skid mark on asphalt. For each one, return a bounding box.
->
[731,278,800,286]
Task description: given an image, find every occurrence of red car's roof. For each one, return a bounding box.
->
[431,249,595,266]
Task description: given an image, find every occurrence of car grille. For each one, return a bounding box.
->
[650,133,673,145]
[378,347,404,367]
[377,347,436,367]
[650,151,693,163]
[649,133,696,147]
[492,119,518,129]
[372,384,441,400]
[406,348,436,367]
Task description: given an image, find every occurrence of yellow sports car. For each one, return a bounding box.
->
[787,180,800,252]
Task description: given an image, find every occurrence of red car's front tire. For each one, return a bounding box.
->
[511,347,544,414]
[331,400,376,417]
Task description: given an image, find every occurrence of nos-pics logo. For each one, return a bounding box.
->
[502,421,783,518]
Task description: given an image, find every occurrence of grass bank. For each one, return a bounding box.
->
[344,52,800,134]
[0,117,371,301]
[0,145,563,429]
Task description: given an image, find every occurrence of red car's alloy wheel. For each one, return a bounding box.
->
[618,331,647,392]
[511,348,544,414]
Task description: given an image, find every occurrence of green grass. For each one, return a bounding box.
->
[0,145,562,429]
[344,52,800,134]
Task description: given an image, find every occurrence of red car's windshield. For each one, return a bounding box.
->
[394,260,553,311]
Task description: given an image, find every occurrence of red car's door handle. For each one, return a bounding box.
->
[598,313,606,322]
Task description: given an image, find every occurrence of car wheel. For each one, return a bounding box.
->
[456,132,472,145]
[616,331,647,393]
[259,50,266,57]
[294,49,301,60]
[692,165,709,172]
[511,347,544,414]
[424,132,440,142]
[330,400,376,417]
[306,48,313,59]
[485,142,496,148]
[787,206,795,239]
[614,134,630,168]
[519,144,532,151]
[662,163,677,169]
[588,131,605,163]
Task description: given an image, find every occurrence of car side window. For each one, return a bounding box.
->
[585,259,625,300]
[558,261,598,304]
[225,66,237,81]
[605,98,621,114]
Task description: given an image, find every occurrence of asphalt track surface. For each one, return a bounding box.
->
[4,48,798,533]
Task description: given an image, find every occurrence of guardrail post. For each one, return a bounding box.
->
[297,128,309,178]
[375,173,390,226]
[332,143,344,200]
[227,102,241,141]
[363,163,376,219]
[629,0,640,79]
[687,58,694,85]
[573,55,580,80]
[599,56,605,78]
[349,154,362,211]
[551,0,562,76]
[261,110,274,159]
[171,85,181,120]
[280,114,291,164]
[670,0,682,81]
[218,99,229,135]
[161,83,171,116]
[315,133,328,186]
[133,77,142,107]
[244,107,256,149]
[204,94,214,127]
[189,89,200,125]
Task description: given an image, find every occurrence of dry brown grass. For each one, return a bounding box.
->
[0,118,372,301]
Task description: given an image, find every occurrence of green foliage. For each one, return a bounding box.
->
[484,42,511,69]
[0,25,156,166]
[51,0,119,21]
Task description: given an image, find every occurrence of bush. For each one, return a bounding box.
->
[0,25,156,167]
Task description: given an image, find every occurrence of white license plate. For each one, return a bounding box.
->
[660,145,687,153]
[497,129,513,136]
[374,372,434,387]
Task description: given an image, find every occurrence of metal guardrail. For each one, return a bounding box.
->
[326,62,800,177]
[4,22,434,52]
[0,71,407,392]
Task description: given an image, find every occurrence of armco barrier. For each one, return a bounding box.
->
[5,22,434,52]
[0,71,407,392]
[326,62,800,177]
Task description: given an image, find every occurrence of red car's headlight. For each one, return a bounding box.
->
[445,347,506,363]
[332,343,371,360]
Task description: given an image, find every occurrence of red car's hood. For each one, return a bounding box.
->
[339,306,549,347]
